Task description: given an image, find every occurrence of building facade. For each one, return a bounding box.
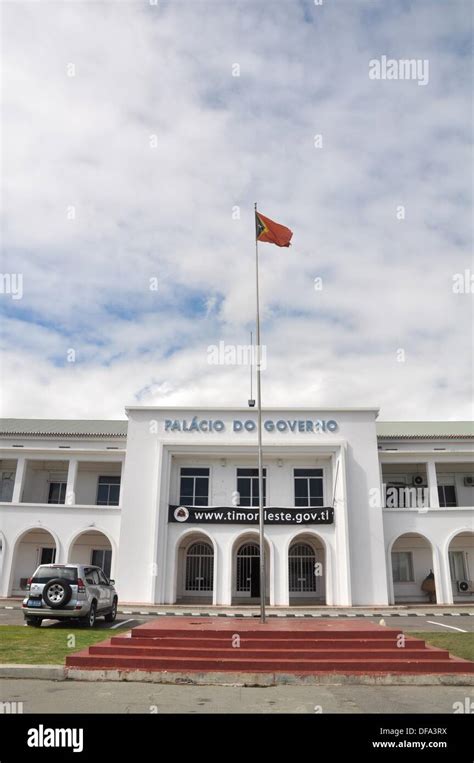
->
[0,407,472,607]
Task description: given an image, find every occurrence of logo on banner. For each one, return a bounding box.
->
[174,506,190,522]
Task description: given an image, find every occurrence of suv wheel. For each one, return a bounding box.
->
[42,578,73,609]
[104,598,117,623]
[26,617,42,627]
[84,602,97,628]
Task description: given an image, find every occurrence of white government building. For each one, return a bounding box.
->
[0,407,472,607]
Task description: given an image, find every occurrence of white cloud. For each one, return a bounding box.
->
[1,0,472,420]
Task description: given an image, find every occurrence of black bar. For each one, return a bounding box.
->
[0,713,472,760]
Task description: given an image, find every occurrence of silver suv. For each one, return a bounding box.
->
[22,563,118,628]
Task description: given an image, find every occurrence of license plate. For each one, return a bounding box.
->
[27,599,42,608]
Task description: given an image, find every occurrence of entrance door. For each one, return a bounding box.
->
[185,542,214,594]
[289,543,317,593]
[236,543,261,599]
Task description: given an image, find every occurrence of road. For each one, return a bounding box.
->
[1,608,472,632]
[1,678,473,713]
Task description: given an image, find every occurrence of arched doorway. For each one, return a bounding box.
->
[68,530,113,579]
[232,535,270,604]
[176,534,214,604]
[448,531,474,602]
[288,534,326,605]
[390,532,437,604]
[10,528,58,596]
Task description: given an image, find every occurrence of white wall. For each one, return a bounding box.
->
[118,406,387,606]
[169,454,333,507]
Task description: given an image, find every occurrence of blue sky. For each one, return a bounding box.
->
[1,0,472,419]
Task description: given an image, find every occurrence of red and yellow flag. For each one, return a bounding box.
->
[255,211,293,247]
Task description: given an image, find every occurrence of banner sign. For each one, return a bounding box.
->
[169,505,334,525]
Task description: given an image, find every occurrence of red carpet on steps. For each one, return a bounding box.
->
[66,617,474,675]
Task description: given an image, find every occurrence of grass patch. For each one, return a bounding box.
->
[411,632,474,661]
[0,625,130,665]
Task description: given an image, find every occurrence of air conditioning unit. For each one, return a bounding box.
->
[456,580,474,593]
[412,475,425,486]
[464,476,474,486]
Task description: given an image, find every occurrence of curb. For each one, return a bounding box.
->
[65,667,474,686]
[0,664,66,681]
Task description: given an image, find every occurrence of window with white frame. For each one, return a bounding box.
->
[294,468,324,507]
[97,476,121,506]
[236,468,266,507]
[179,468,210,506]
[391,551,414,582]
[48,473,67,504]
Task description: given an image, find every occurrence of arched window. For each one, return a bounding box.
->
[185,541,214,592]
[289,542,317,592]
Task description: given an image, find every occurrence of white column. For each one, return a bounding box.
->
[439,547,454,605]
[269,541,275,606]
[220,538,232,606]
[386,545,395,605]
[276,540,289,606]
[333,448,352,605]
[12,457,26,503]
[327,543,335,606]
[212,545,218,606]
[65,459,78,506]
[426,460,440,508]
[431,545,447,604]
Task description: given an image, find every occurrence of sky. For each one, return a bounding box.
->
[1,0,472,421]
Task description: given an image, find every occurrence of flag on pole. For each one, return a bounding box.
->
[255,211,293,247]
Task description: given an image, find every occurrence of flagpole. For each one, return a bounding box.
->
[254,202,266,624]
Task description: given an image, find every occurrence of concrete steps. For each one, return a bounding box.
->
[65,617,474,676]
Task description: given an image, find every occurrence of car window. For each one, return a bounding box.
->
[97,570,109,585]
[32,566,78,583]
[85,570,100,585]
